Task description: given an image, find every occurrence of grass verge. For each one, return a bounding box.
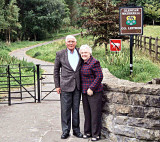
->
[27,35,160,83]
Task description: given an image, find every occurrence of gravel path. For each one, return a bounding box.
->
[0,35,106,142]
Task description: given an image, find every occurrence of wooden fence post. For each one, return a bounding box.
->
[155,37,158,60]
[140,35,142,50]
[134,35,137,48]
[138,35,140,49]
[143,35,146,52]
[149,36,152,56]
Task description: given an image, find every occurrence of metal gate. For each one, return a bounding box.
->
[0,64,58,105]
[36,64,57,102]
[0,64,36,105]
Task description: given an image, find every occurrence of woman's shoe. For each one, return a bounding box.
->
[91,136,100,141]
[83,134,91,139]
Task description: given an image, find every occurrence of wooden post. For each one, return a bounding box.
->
[135,35,137,48]
[137,36,139,49]
[130,35,134,75]
[138,35,140,49]
[140,35,142,50]
[149,36,152,56]
[155,37,158,60]
[143,35,146,52]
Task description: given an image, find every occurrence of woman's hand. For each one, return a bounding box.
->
[87,88,93,96]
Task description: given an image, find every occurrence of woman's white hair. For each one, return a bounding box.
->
[65,35,77,42]
[79,44,92,55]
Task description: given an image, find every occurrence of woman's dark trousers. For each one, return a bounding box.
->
[82,92,102,138]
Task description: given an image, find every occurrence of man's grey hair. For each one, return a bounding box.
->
[79,44,92,55]
[65,35,77,42]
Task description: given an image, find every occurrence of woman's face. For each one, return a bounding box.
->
[80,48,91,62]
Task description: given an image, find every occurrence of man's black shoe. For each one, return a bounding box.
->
[61,132,70,139]
[73,132,83,138]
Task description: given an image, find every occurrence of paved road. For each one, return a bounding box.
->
[0,35,106,142]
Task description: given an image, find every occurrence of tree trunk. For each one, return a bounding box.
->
[8,28,11,44]
[34,34,36,41]
[5,30,9,44]
[105,43,108,55]
[153,20,155,25]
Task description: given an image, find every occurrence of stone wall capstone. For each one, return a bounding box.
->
[102,68,160,142]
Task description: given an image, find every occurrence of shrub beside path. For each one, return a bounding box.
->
[0,35,106,142]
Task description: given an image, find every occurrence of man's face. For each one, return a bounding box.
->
[80,48,91,62]
[65,37,77,51]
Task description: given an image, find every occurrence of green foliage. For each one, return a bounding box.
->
[0,0,22,42]
[45,26,81,41]
[33,52,42,58]
[18,0,69,40]
[64,0,84,26]
[124,0,159,6]
[0,0,6,30]
[144,2,160,25]
[4,0,21,43]
[126,0,160,25]
[0,42,11,52]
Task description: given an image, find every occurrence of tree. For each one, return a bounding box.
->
[64,0,84,26]
[0,0,6,30]
[64,0,75,25]
[80,0,128,53]
[126,0,160,25]
[4,0,21,43]
[17,0,69,40]
[0,0,9,41]
[144,2,160,25]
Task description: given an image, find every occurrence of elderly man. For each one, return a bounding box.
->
[54,35,83,139]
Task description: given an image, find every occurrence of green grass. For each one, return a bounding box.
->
[27,40,65,62]
[47,26,82,41]
[27,34,160,83]
[9,41,44,51]
[143,25,160,38]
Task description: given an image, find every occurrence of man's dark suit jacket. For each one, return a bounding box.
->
[54,48,82,92]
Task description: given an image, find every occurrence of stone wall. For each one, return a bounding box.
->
[102,68,160,142]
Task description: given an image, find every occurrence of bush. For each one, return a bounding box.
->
[0,43,11,52]
[33,52,42,57]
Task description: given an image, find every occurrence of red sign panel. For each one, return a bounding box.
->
[119,7,143,35]
[110,39,122,52]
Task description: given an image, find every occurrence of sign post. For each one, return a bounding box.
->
[119,7,143,74]
[130,35,134,74]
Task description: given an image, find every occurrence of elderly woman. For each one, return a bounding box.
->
[79,44,103,141]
